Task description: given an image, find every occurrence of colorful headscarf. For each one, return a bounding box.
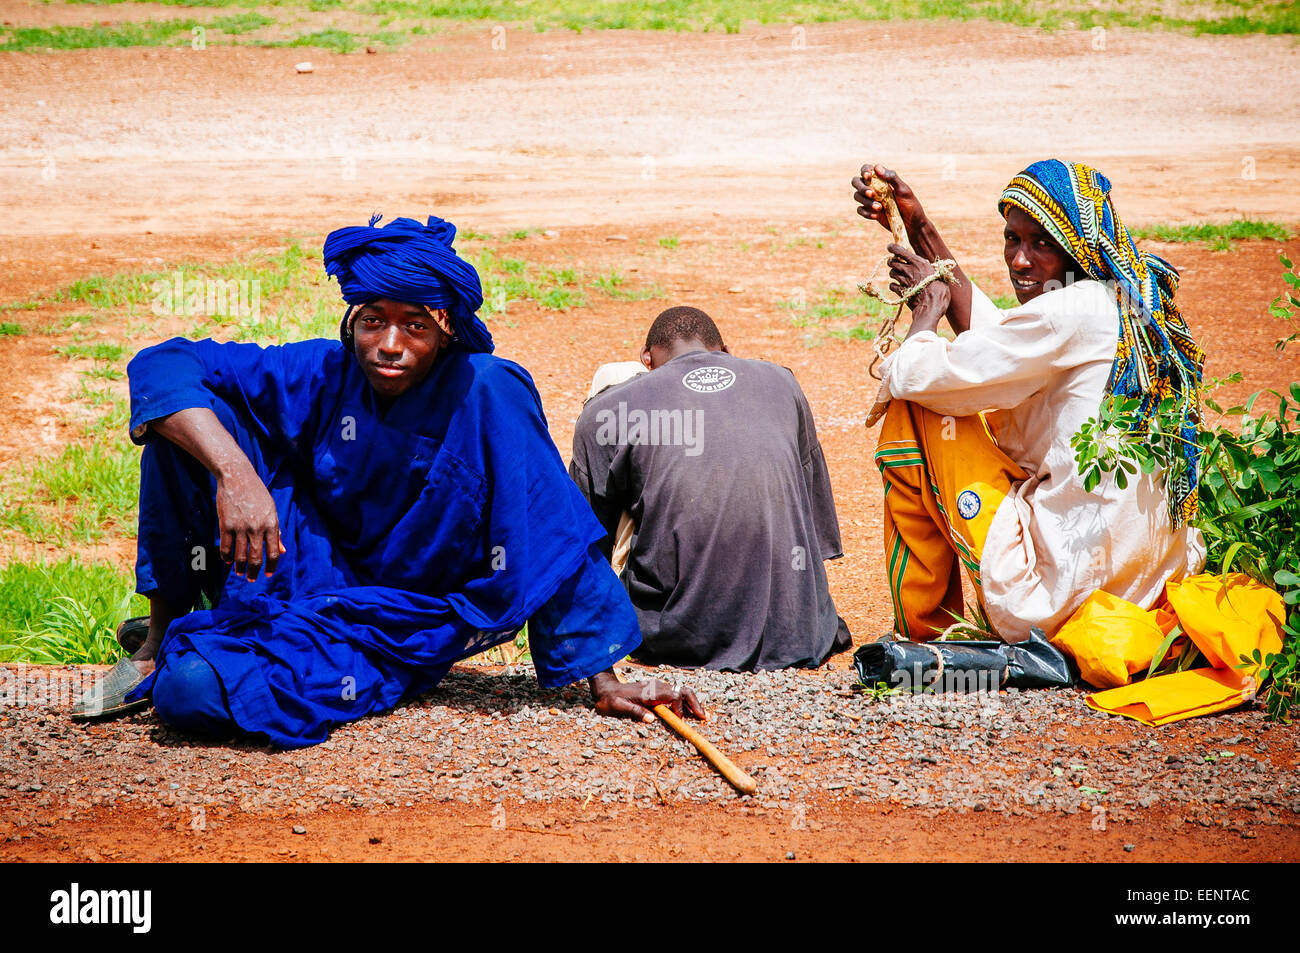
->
[999,160,1205,525]
[323,214,492,353]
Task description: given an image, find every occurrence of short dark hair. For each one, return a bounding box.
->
[644,306,723,351]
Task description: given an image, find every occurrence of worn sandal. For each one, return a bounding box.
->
[70,658,150,721]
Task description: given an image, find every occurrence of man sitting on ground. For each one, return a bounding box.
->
[72,214,704,744]
[569,306,852,671]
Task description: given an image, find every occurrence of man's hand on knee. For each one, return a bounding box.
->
[216,463,285,581]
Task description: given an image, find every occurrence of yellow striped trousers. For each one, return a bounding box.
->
[875,400,1026,641]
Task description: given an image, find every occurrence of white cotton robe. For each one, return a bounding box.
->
[881,279,1206,641]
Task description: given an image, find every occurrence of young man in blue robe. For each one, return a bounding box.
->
[72,215,704,748]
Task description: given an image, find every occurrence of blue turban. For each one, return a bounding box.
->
[323,214,493,353]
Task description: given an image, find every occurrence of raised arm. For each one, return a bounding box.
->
[852,163,974,335]
[127,337,334,581]
[128,336,334,448]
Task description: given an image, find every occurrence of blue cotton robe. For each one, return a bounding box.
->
[126,337,641,747]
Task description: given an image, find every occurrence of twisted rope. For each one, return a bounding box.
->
[858,174,960,426]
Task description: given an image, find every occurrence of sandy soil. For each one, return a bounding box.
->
[3,21,1298,237]
[7,799,1299,863]
[2,16,1299,861]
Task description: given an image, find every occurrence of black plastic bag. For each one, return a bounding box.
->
[853,627,1072,692]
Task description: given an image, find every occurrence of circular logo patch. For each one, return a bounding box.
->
[957,489,981,520]
[682,366,736,393]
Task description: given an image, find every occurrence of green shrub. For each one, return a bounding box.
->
[1073,254,1300,721]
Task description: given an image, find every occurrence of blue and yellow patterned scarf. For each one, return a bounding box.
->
[999,159,1205,526]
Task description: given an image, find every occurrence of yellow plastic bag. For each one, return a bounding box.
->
[1163,573,1283,671]
[1083,668,1256,727]
[1087,573,1285,726]
[1050,590,1173,690]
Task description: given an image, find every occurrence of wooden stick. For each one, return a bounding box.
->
[652,704,758,797]
[871,173,908,247]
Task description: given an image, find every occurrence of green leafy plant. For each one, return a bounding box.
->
[1271,252,1300,352]
[0,559,145,665]
[1072,254,1300,721]
[1143,623,1203,678]
[935,603,996,641]
[853,679,902,702]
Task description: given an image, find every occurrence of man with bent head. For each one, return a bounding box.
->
[569,306,851,671]
[72,215,704,744]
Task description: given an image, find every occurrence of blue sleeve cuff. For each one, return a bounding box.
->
[528,544,642,688]
[127,338,217,444]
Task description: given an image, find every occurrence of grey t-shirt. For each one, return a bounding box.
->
[569,350,850,671]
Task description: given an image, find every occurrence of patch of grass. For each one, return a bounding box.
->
[38,314,98,336]
[62,0,262,6]
[0,322,24,336]
[28,0,1300,51]
[826,323,877,341]
[658,236,680,249]
[83,365,126,381]
[468,249,599,314]
[0,301,40,313]
[56,272,169,311]
[507,229,535,241]
[0,242,331,554]
[358,0,1300,35]
[22,440,140,541]
[1195,8,1300,35]
[32,242,318,343]
[57,342,127,363]
[0,559,144,665]
[0,498,57,544]
[286,28,361,53]
[368,29,410,47]
[779,286,878,328]
[1132,219,1292,251]
[76,391,132,440]
[212,12,275,33]
[537,287,585,311]
[590,269,665,301]
[0,20,199,53]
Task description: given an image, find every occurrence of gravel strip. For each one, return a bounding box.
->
[1,663,1297,832]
